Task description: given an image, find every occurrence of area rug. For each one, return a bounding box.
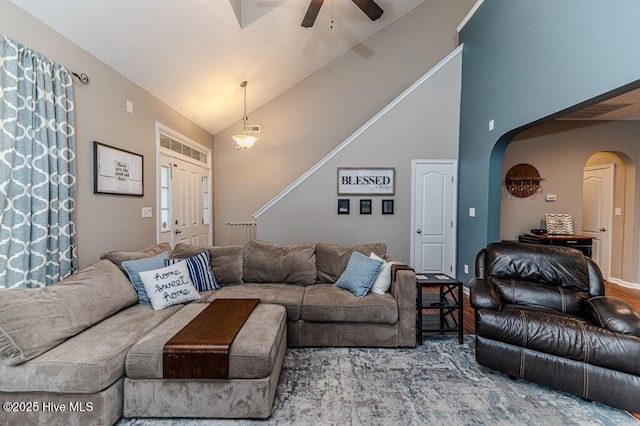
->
[118,336,637,426]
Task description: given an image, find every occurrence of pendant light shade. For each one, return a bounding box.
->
[232,133,257,149]
[233,81,257,149]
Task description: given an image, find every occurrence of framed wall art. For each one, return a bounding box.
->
[94,141,144,196]
[337,199,350,215]
[360,199,372,215]
[337,167,395,196]
[382,199,394,215]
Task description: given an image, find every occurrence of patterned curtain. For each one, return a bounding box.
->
[0,34,77,288]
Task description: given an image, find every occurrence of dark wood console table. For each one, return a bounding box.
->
[518,234,593,258]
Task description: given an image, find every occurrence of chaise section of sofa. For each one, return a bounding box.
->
[0,257,181,426]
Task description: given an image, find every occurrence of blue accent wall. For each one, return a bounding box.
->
[457,0,640,283]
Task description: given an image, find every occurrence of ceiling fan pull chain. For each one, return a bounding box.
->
[330,0,334,29]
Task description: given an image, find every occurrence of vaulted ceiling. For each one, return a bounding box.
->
[8,0,427,134]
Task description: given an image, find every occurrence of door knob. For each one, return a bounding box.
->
[175,229,182,234]
[599,227,607,232]
[416,229,422,234]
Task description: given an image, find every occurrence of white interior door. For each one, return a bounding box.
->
[172,157,208,247]
[411,160,457,275]
[158,154,210,247]
[582,164,614,279]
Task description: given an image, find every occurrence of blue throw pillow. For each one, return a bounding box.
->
[165,250,219,292]
[122,251,170,303]
[334,251,384,298]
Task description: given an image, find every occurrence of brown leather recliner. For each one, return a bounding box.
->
[470,242,640,413]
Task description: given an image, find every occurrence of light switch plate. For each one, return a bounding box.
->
[141,207,152,218]
[615,207,622,216]
[469,207,476,217]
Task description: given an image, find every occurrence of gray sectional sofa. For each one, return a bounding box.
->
[174,240,417,348]
[0,240,417,425]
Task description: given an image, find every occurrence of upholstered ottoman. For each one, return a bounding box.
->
[123,302,287,419]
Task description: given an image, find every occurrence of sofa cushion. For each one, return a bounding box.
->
[243,240,316,285]
[101,243,173,273]
[172,242,208,259]
[490,278,590,316]
[486,242,589,291]
[122,251,171,303]
[203,283,305,321]
[302,284,398,324]
[585,296,640,337]
[476,306,640,377]
[126,303,286,380]
[315,243,387,284]
[334,252,383,298]
[0,260,138,366]
[0,303,181,393]
[173,243,245,286]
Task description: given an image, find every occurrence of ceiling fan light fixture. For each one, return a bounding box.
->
[233,81,257,150]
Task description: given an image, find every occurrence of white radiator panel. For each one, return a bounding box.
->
[224,222,257,245]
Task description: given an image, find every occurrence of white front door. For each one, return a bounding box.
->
[158,154,211,247]
[582,164,614,279]
[411,160,457,275]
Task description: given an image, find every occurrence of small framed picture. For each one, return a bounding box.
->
[337,199,350,215]
[360,199,372,215]
[382,199,394,215]
[94,141,144,196]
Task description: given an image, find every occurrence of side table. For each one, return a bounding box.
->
[416,273,463,344]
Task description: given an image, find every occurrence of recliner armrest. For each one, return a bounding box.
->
[470,277,501,311]
[585,296,640,338]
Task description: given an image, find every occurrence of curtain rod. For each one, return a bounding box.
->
[71,71,89,85]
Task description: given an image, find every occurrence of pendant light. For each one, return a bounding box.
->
[232,81,257,150]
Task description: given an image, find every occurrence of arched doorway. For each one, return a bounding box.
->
[499,125,638,288]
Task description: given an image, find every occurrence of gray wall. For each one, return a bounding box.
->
[0,0,215,268]
[256,52,462,263]
[501,120,639,283]
[213,0,475,244]
[457,0,640,284]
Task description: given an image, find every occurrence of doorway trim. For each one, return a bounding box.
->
[155,122,212,244]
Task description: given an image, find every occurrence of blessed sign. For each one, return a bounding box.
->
[337,168,395,195]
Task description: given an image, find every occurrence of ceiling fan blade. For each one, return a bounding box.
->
[301,0,325,28]
[351,0,384,21]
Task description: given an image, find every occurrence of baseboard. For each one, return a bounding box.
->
[607,277,640,290]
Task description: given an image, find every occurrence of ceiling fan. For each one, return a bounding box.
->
[301,0,384,28]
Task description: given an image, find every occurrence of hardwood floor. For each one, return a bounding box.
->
[460,281,640,419]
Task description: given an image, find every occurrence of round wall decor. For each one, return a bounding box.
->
[505,163,544,198]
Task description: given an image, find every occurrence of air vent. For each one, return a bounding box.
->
[562,103,634,119]
[244,124,260,133]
